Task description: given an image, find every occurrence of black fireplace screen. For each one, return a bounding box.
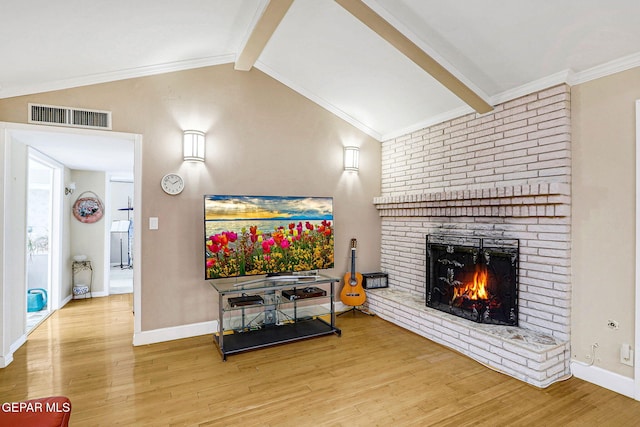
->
[426,235,518,326]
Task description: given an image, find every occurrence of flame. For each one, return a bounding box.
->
[454,264,489,300]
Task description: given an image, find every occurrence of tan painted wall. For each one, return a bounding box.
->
[69,170,107,294]
[572,67,640,376]
[0,64,382,332]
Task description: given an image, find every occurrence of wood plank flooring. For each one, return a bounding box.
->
[2,294,640,426]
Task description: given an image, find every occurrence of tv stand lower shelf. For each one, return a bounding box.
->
[214,318,341,360]
[210,274,341,361]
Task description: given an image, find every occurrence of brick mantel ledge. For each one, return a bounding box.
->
[373,182,570,218]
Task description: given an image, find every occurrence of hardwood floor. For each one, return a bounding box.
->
[2,294,640,426]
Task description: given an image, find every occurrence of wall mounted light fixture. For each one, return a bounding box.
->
[183,130,206,162]
[65,182,76,196]
[344,146,359,172]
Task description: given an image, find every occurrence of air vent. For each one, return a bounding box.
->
[29,103,112,130]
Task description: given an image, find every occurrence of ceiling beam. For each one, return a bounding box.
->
[235,0,294,71]
[334,0,493,114]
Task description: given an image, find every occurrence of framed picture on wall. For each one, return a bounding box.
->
[72,191,104,223]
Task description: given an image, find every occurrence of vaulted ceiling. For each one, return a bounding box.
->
[2,0,640,142]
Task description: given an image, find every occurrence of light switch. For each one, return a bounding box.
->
[149,217,159,230]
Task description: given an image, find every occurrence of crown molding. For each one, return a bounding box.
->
[381,105,474,141]
[488,53,640,107]
[255,60,383,141]
[488,70,573,106]
[570,52,640,86]
[0,54,236,99]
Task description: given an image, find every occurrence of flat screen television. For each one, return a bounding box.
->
[204,195,334,279]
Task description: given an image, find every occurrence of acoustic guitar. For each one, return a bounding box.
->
[340,238,366,307]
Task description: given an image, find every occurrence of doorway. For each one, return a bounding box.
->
[1,122,142,366]
[109,178,134,294]
[26,151,62,333]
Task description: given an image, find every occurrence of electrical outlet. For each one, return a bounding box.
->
[621,343,634,366]
[607,319,619,329]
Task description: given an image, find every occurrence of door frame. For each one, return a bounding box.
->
[0,122,142,367]
[635,99,640,400]
[26,148,63,314]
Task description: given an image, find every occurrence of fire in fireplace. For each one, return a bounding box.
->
[426,235,518,326]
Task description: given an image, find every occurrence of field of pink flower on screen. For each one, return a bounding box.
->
[205,220,334,278]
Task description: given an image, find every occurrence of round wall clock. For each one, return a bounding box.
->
[161,173,184,195]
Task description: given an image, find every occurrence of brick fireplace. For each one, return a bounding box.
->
[366,85,572,387]
[426,234,519,326]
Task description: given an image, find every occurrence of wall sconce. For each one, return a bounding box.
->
[344,146,360,172]
[183,130,206,162]
[65,182,76,196]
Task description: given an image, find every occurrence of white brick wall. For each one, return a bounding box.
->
[381,85,571,195]
[373,85,571,386]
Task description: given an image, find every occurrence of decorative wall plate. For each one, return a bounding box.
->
[73,191,104,223]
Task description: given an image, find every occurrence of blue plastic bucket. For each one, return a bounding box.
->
[27,288,47,312]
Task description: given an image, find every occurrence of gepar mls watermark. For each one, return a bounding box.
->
[2,400,71,413]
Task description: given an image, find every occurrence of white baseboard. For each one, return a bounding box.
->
[570,360,636,399]
[0,353,13,368]
[2,295,72,368]
[90,290,108,298]
[335,301,349,313]
[132,302,349,347]
[10,334,27,354]
[1,334,27,368]
[60,294,73,307]
[133,320,218,346]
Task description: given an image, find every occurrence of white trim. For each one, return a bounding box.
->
[27,148,64,312]
[234,0,270,69]
[383,57,640,140]
[571,52,640,86]
[381,105,474,141]
[363,0,491,106]
[335,301,354,314]
[0,127,7,366]
[377,57,640,141]
[0,122,141,367]
[571,361,635,399]
[0,334,27,368]
[103,176,112,297]
[255,61,383,141]
[60,294,72,307]
[635,99,640,400]
[489,70,574,106]
[0,353,13,368]
[0,55,236,100]
[50,161,63,311]
[133,320,218,346]
[86,290,108,298]
[9,334,26,354]
[133,135,143,339]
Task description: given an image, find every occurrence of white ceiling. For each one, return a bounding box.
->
[2,0,640,171]
[9,128,134,179]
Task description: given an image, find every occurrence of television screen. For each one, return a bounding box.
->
[204,195,334,279]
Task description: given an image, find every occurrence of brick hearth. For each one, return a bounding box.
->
[369,84,571,387]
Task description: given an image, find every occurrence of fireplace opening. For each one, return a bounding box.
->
[426,235,518,326]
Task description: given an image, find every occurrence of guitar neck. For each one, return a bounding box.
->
[350,247,356,281]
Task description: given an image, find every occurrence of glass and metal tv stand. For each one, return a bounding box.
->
[209,274,341,360]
